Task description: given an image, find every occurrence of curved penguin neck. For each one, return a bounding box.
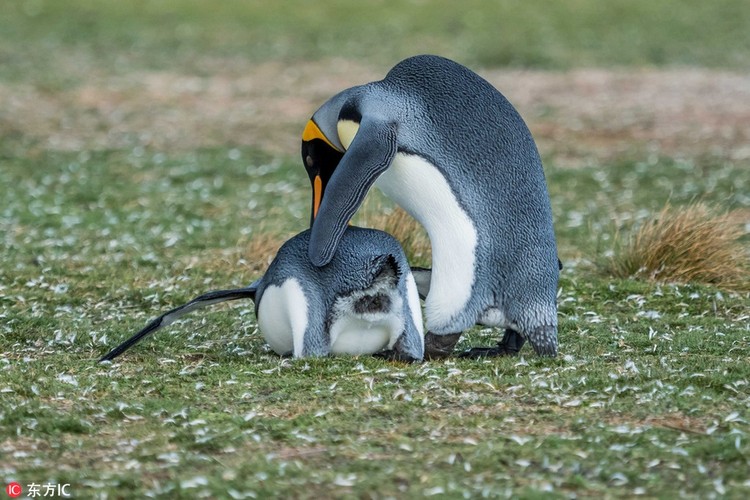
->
[374,152,477,333]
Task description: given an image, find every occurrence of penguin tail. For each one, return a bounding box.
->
[99,286,257,362]
[526,325,558,357]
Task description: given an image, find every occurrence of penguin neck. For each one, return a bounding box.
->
[375,152,477,333]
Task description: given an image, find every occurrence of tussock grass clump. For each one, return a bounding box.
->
[235,207,433,273]
[362,206,432,266]
[605,203,750,290]
[239,232,288,275]
[184,232,287,278]
[184,206,433,279]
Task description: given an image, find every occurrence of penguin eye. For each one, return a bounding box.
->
[305,155,314,168]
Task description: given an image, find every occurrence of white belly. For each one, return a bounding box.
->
[375,153,477,332]
[329,316,400,355]
[478,307,510,328]
[257,278,308,357]
[328,273,424,356]
[328,284,405,355]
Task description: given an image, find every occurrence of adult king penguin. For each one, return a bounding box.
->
[301,55,560,359]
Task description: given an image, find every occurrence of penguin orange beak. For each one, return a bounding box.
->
[312,174,323,220]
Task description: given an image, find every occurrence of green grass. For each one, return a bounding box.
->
[2,1,750,498]
[1,148,748,498]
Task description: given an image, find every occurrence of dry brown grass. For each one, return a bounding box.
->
[360,206,432,267]
[181,231,289,280]
[178,204,432,279]
[236,206,434,273]
[605,202,750,290]
[5,67,750,165]
[237,232,290,276]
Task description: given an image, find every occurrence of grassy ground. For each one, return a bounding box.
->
[2,2,749,498]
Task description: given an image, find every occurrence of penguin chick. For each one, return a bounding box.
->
[99,227,424,362]
[301,54,560,358]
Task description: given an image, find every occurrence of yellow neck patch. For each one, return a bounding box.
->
[336,120,360,151]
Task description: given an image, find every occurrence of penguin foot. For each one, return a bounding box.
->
[458,328,526,359]
[373,349,420,363]
[424,332,462,360]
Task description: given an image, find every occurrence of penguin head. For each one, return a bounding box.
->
[301,88,360,226]
[301,118,344,226]
[301,88,399,267]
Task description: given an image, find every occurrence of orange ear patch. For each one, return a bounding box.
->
[302,119,340,151]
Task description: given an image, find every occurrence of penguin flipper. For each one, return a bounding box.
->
[410,267,432,300]
[99,286,257,362]
[309,117,398,267]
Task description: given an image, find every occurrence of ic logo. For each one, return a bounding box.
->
[5,482,22,498]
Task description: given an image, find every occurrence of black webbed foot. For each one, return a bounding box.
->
[459,328,526,359]
[373,349,420,363]
[424,331,462,360]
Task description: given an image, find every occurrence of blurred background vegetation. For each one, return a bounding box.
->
[3,0,750,86]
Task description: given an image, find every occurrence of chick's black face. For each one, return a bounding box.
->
[301,138,344,226]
